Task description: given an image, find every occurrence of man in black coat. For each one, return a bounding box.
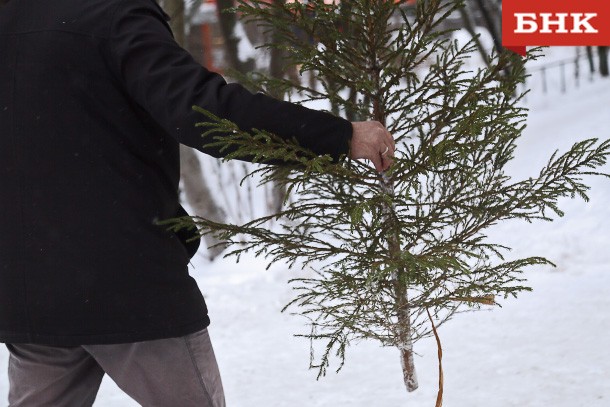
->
[0,0,394,405]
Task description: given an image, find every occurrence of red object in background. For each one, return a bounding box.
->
[503,0,610,55]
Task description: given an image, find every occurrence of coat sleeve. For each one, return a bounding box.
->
[107,0,352,161]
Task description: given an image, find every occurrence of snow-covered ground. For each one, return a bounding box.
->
[1,47,609,406]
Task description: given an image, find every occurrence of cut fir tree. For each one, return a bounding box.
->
[164,0,610,400]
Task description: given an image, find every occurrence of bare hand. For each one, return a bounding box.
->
[349,121,395,172]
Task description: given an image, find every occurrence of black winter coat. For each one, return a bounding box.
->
[0,0,351,345]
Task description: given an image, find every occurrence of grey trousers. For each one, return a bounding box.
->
[6,328,226,407]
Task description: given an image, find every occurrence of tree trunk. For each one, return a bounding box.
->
[381,172,418,392]
[216,0,255,74]
[180,146,228,260]
[268,0,299,89]
[586,46,596,75]
[212,0,286,217]
[163,0,186,46]
[165,0,229,260]
[397,282,419,392]
[598,46,609,77]
[370,33,418,390]
[458,4,490,68]
[473,0,502,53]
[265,0,293,214]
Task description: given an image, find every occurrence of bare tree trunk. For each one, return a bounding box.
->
[586,46,596,75]
[266,0,293,214]
[370,32,418,390]
[599,46,609,77]
[180,146,228,260]
[473,0,518,82]
[458,4,490,68]
[397,285,418,392]
[473,0,502,53]
[381,172,418,392]
[165,0,229,260]
[268,0,298,90]
[163,0,186,46]
[215,0,293,214]
[216,0,255,74]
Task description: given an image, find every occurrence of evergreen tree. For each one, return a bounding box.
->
[165,0,610,398]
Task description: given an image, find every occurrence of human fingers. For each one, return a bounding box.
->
[371,152,384,172]
[375,123,393,150]
[384,128,395,153]
[380,148,393,171]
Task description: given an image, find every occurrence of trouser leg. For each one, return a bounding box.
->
[6,343,105,407]
[84,328,226,407]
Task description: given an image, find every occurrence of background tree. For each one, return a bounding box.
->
[163,0,229,259]
[166,0,610,400]
[586,46,596,75]
[188,0,297,217]
[599,46,609,77]
[585,46,609,78]
[216,0,256,73]
[472,0,501,53]
[457,3,490,67]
